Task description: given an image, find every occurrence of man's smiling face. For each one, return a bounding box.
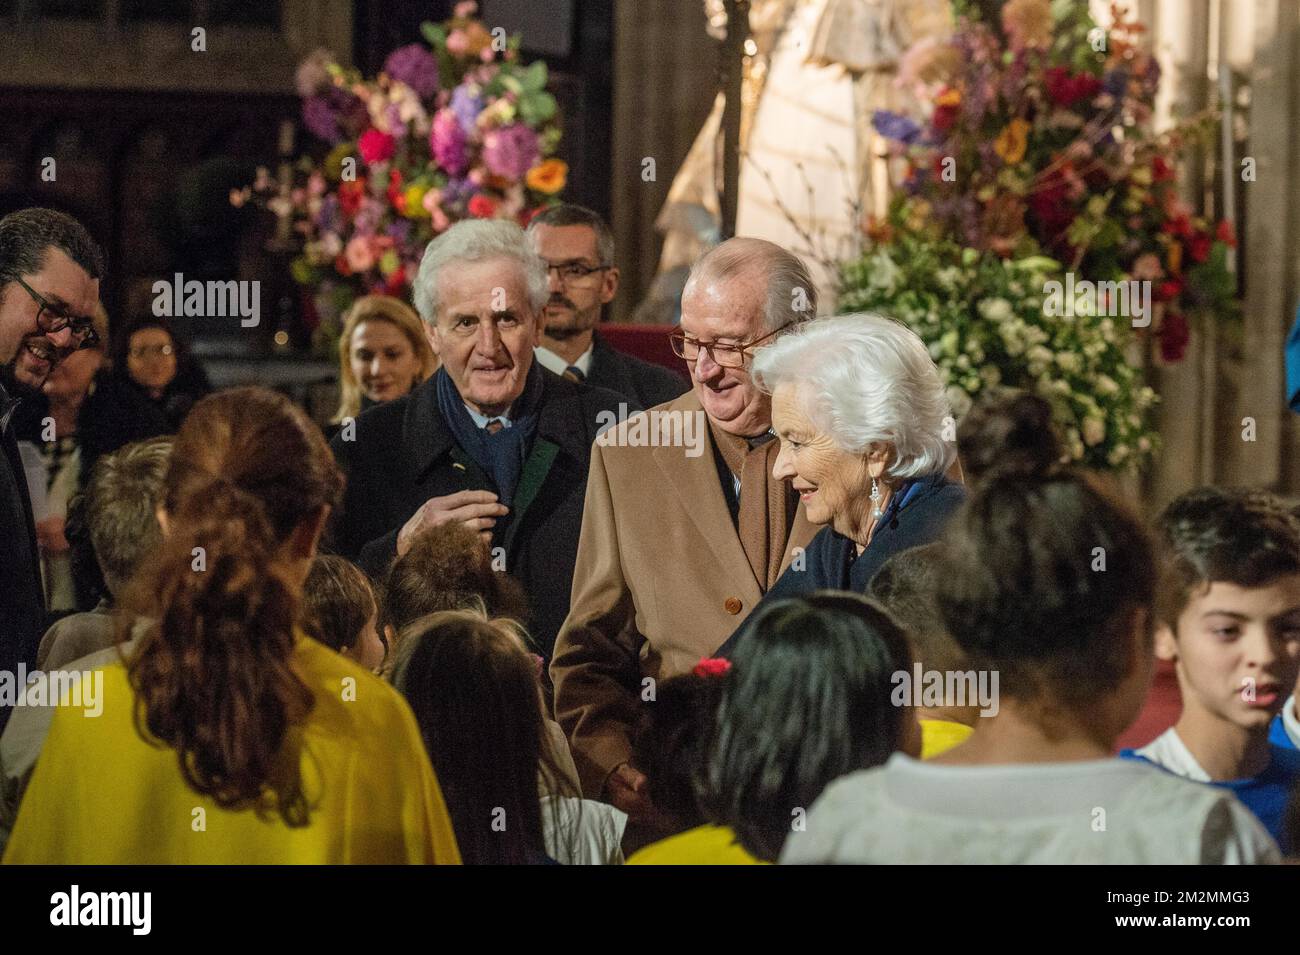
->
[0,246,100,389]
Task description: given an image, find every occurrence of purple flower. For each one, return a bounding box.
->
[430,108,468,176]
[873,110,922,145]
[303,94,343,144]
[441,177,473,205]
[1103,69,1128,97]
[387,219,412,244]
[482,123,540,180]
[450,84,485,134]
[383,44,440,100]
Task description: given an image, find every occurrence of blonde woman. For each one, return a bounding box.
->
[332,295,437,426]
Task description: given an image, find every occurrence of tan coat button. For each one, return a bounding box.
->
[724,597,742,615]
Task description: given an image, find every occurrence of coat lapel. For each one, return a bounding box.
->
[403,376,457,487]
[651,392,764,604]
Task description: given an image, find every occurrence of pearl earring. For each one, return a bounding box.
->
[870,477,882,520]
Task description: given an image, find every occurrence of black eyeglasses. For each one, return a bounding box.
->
[668,321,793,369]
[14,276,100,350]
[544,261,611,284]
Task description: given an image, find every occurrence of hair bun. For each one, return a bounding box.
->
[957,390,1062,483]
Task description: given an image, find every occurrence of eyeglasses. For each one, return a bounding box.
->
[128,344,174,359]
[544,261,611,285]
[668,321,793,369]
[14,277,100,350]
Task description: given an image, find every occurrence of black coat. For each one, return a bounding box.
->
[0,383,46,731]
[715,472,966,657]
[586,332,689,411]
[328,367,632,657]
[77,363,211,484]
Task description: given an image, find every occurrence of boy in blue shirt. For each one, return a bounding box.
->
[1121,487,1300,851]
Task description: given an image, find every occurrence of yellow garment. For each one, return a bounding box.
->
[627,825,768,865]
[4,637,461,864]
[920,718,974,759]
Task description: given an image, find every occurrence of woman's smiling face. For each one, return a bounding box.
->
[770,381,876,540]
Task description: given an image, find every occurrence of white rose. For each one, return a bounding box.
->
[1082,417,1106,446]
[978,297,1014,323]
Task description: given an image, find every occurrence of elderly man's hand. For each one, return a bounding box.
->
[396,490,509,556]
[605,762,655,821]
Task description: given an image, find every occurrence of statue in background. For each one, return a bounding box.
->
[635,0,951,322]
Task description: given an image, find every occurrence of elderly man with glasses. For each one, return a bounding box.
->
[527,204,688,409]
[329,219,628,657]
[0,207,104,731]
[550,236,820,841]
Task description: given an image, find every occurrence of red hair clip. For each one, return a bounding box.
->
[693,657,731,678]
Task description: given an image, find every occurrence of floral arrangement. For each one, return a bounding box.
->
[840,231,1158,470]
[235,1,566,354]
[838,0,1239,470]
[866,0,1237,365]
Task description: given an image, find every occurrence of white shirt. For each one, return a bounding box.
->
[1135,727,1211,781]
[541,795,627,865]
[463,403,512,431]
[1281,694,1300,748]
[780,753,1279,864]
[534,343,594,378]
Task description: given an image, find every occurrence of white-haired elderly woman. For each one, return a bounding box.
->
[718,315,964,650]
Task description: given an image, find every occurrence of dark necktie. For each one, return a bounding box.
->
[563,365,585,383]
[484,419,505,435]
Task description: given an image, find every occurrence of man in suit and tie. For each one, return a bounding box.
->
[528,204,688,409]
[0,208,103,731]
[550,237,820,824]
[329,219,627,656]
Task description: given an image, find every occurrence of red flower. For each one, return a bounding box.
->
[338,180,365,217]
[1216,220,1236,247]
[333,253,354,277]
[386,167,404,206]
[1044,67,1103,108]
[931,102,959,133]
[358,128,396,165]
[1189,233,1212,263]
[692,657,732,679]
[1152,155,1175,182]
[467,193,498,218]
[1159,311,1190,363]
[1156,278,1184,302]
[1162,214,1193,240]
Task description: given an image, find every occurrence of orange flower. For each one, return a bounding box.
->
[994,119,1031,165]
[526,159,568,195]
[935,88,962,108]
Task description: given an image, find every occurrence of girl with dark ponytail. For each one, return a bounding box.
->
[5,387,461,864]
[782,391,1279,865]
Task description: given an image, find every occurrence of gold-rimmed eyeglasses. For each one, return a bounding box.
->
[667,321,792,369]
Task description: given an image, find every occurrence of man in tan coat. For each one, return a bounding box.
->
[550,237,819,823]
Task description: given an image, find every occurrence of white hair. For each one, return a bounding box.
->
[412,219,549,324]
[683,237,818,333]
[751,313,955,479]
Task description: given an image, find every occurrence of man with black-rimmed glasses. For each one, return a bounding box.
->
[0,208,103,730]
[528,204,687,408]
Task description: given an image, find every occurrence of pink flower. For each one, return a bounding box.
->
[429,108,468,176]
[1131,253,1164,281]
[345,236,376,272]
[446,29,469,55]
[483,123,540,180]
[358,128,396,165]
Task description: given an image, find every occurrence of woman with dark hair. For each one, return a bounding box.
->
[782,392,1279,865]
[632,592,917,864]
[390,609,626,865]
[4,386,460,863]
[77,314,211,482]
